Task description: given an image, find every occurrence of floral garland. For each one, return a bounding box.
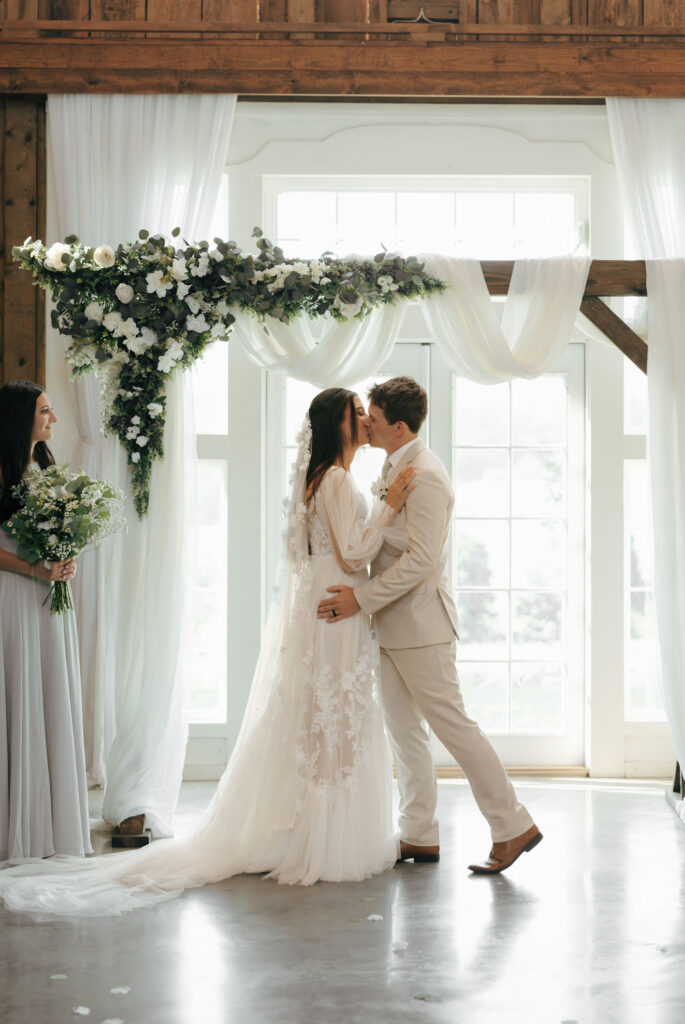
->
[14,228,445,517]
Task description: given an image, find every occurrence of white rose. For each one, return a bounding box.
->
[136,435,149,448]
[115,283,134,304]
[131,451,141,463]
[84,300,104,324]
[93,245,115,268]
[147,402,163,418]
[131,415,140,424]
[44,242,71,272]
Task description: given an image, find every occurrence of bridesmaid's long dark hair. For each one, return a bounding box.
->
[0,380,55,523]
[306,388,358,499]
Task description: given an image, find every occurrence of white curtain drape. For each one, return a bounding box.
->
[421,255,590,381]
[233,301,406,387]
[48,94,237,834]
[235,255,589,388]
[607,98,685,775]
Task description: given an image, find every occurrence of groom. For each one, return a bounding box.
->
[317,376,542,874]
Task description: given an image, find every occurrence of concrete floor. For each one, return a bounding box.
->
[2,778,685,1024]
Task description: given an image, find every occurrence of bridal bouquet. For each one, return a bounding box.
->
[2,464,126,615]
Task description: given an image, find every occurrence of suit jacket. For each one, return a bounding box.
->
[355,439,459,649]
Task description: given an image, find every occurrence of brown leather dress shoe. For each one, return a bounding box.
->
[468,824,542,874]
[397,840,440,863]
[118,813,146,836]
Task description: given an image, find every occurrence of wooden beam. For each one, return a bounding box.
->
[1,37,685,96]
[4,19,685,35]
[481,260,646,296]
[580,296,647,372]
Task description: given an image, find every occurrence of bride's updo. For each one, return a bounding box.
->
[306,387,358,498]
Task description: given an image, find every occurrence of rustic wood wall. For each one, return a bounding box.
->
[0,96,45,388]
[1,0,684,28]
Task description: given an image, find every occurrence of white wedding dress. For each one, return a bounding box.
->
[0,462,398,916]
[0,533,92,861]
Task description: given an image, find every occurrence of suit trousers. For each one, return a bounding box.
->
[379,642,534,845]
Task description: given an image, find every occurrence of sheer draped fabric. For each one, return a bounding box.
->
[0,468,397,915]
[607,98,685,778]
[47,94,237,832]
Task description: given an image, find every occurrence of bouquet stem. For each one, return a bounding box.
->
[45,580,74,616]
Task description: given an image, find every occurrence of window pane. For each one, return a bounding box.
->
[515,193,576,256]
[453,520,509,589]
[627,591,663,719]
[457,590,509,660]
[183,461,227,722]
[624,357,648,434]
[511,449,564,518]
[511,520,564,588]
[454,378,509,445]
[456,193,514,257]
[453,449,509,517]
[459,663,509,733]
[511,376,566,445]
[277,191,337,253]
[396,192,454,253]
[512,591,563,660]
[511,663,565,733]
[192,342,228,436]
[337,192,396,256]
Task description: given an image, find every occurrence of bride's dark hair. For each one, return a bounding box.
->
[306,387,359,499]
[0,380,55,523]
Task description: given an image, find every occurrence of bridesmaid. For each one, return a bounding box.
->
[0,380,91,860]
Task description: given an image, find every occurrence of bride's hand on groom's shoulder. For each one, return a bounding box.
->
[386,467,417,512]
[317,585,360,623]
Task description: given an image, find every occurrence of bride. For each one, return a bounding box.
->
[0,386,416,915]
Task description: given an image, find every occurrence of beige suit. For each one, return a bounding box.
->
[356,439,533,846]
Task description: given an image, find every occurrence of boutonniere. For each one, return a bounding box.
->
[371,477,389,502]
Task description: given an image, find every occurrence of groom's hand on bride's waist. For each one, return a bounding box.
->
[317,585,360,623]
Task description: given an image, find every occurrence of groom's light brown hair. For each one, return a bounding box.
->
[367,377,427,434]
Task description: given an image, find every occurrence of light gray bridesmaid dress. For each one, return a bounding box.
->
[0,532,91,860]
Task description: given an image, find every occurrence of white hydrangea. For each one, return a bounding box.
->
[147,402,163,418]
[190,253,210,277]
[84,300,104,324]
[136,435,149,448]
[139,327,158,350]
[186,313,209,334]
[131,451,141,463]
[103,311,124,334]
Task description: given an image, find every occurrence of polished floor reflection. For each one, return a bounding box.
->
[2,779,684,1024]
